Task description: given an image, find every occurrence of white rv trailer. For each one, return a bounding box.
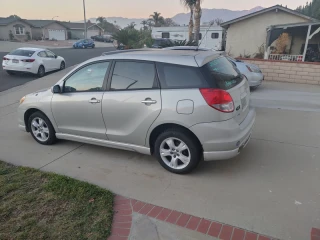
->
[151,26,225,50]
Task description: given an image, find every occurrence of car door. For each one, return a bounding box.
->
[37,51,51,70]
[102,60,161,146]
[46,50,60,70]
[51,61,110,139]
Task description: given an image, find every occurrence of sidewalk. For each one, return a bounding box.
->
[109,195,275,240]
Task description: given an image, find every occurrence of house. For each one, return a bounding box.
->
[60,22,103,39]
[0,16,33,41]
[25,20,68,40]
[152,26,225,51]
[221,5,318,58]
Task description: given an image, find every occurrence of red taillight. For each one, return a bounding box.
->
[3,57,10,60]
[246,65,253,72]
[200,88,234,113]
[21,59,35,63]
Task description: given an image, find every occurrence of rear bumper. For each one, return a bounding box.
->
[190,108,256,161]
[2,64,38,74]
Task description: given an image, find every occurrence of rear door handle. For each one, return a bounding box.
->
[89,98,101,104]
[141,98,157,105]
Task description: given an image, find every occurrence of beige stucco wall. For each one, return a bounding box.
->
[225,10,310,57]
[242,59,320,85]
[0,20,32,41]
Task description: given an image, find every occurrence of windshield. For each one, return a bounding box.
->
[9,49,35,57]
[201,56,243,90]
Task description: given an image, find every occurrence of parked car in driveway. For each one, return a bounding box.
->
[18,49,255,174]
[91,35,113,42]
[73,39,95,49]
[2,48,65,77]
[164,46,264,89]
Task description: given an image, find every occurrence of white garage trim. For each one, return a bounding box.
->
[48,29,66,40]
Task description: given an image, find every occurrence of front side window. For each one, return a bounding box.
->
[64,62,109,92]
[46,51,55,58]
[157,63,208,89]
[111,61,156,90]
[201,57,242,90]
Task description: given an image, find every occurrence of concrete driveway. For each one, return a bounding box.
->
[0,70,319,240]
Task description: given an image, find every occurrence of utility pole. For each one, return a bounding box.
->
[83,0,87,38]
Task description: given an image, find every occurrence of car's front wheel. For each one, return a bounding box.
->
[28,111,56,145]
[154,129,202,174]
[92,44,95,48]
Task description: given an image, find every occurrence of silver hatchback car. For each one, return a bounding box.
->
[18,50,255,174]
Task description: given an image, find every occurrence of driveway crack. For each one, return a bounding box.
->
[38,144,84,170]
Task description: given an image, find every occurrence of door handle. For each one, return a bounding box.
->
[89,98,101,104]
[141,98,157,105]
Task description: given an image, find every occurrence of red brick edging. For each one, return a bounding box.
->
[312,228,320,240]
[108,195,279,240]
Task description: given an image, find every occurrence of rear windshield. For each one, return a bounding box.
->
[9,49,35,57]
[201,56,243,90]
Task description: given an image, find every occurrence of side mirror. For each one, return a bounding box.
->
[52,85,61,93]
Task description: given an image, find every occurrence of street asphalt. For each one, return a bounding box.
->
[0,47,114,92]
[0,67,319,240]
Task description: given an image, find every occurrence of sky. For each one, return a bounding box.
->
[1,0,307,21]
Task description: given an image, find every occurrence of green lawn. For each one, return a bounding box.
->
[0,161,114,240]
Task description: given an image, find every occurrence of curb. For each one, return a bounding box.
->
[107,195,279,240]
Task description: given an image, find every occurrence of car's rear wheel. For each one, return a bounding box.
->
[28,111,56,145]
[60,61,65,70]
[37,65,45,78]
[154,129,202,174]
[6,70,15,75]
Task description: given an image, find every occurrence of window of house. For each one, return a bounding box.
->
[14,27,25,35]
[110,61,156,90]
[162,32,170,39]
[211,33,219,39]
[64,62,110,92]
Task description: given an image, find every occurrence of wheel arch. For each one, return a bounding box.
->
[24,108,48,132]
[148,123,203,155]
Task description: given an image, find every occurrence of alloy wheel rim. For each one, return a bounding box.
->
[39,67,44,76]
[61,62,65,69]
[31,117,49,142]
[160,137,191,170]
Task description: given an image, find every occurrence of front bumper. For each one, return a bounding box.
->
[190,108,256,161]
[247,73,264,87]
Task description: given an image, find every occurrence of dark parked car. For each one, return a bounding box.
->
[73,39,95,49]
[151,38,174,49]
[91,35,113,43]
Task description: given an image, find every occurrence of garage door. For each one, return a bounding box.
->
[87,30,99,38]
[48,29,66,40]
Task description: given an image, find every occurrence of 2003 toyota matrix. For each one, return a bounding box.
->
[18,49,255,174]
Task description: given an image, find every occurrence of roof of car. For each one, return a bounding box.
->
[95,49,223,67]
[15,47,46,52]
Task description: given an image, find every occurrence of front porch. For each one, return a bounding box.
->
[265,22,320,62]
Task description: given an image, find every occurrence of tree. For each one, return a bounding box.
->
[96,16,106,24]
[149,12,165,27]
[163,18,179,27]
[141,20,149,30]
[296,0,320,19]
[214,18,224,26]
[96,17,119,33]
[8,15,21,19]
[193,0,203,44]
[126,22,136,29]
[180,0,196,41]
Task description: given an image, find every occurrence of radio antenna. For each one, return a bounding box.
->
[196,21,215,51]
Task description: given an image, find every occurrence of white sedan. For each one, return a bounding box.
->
[2,48,65,77]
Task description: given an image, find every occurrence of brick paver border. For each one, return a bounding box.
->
[108,195,318,240]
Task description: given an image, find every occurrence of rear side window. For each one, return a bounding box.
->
[9,49,35,57]
[110,61,156,90]
[157,63,208,89]
[201,57,242,90]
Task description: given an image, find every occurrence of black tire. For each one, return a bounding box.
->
[250,86,259,91]
[37,65,45,78]
[6,70,15,75]
[154,128,202,174]
[92,45,95,48]
[60,61,65,70]
[28,111,56,145]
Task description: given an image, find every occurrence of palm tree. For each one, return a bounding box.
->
[149,12,165,27]
[96,16,106,24]
[180,0,196,41]
[141,20,148,30]
[193,0,203,44]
